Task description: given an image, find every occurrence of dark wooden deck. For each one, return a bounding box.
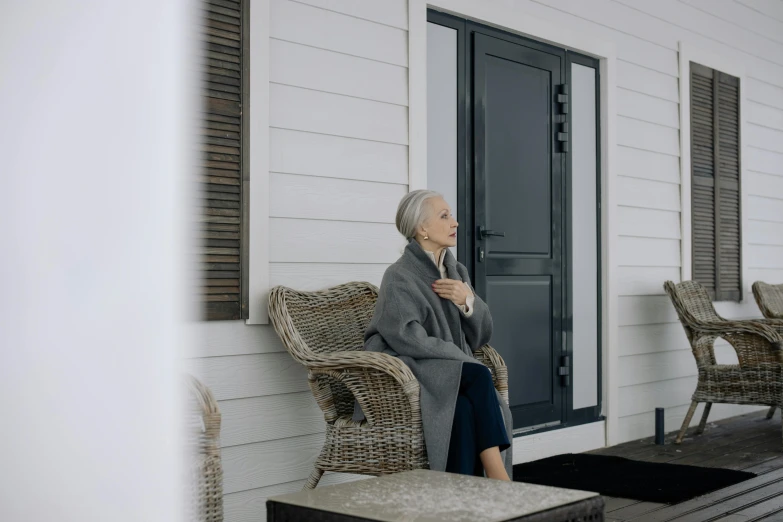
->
[588,410,783,521]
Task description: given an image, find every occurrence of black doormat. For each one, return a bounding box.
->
[513,453,756,504]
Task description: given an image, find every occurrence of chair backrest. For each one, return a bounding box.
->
[268,282,379,363]
[664,280,724,327]
[752,281,783,320]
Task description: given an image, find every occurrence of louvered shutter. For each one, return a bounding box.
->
[690,62,742,302]
[198,0,246,320]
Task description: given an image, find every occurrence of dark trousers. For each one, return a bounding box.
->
[445,362,511,476]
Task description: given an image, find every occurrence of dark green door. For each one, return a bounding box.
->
[472,32,566,431]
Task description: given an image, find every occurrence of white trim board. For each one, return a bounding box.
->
[513,421,606,465]
[409,0,619,446]
[678,41,750,304]
[248,0,271,324]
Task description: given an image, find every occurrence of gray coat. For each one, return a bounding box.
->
[355,239,513,475]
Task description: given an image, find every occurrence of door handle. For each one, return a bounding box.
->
[478,226,505,239]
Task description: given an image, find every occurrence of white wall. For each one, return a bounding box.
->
[185,1,410,521]
[0,1,190,521]
[187,1,783,520]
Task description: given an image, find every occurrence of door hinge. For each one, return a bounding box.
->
[556,84,569,114]
[559,355,571,388]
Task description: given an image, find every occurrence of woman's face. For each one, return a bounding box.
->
[419,197,458,248]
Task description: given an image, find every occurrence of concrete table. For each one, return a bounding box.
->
[267,469,604,521]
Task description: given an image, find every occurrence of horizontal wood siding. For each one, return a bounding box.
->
[190,1,408,520]
[185,0,783,519]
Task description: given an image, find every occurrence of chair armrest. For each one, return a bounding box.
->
[473,345,509,405]
[689,320,783,366]
[304,351,423,428]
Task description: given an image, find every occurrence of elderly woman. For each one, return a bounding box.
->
[357,189,513,480]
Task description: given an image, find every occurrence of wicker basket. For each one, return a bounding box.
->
[184,374,224,522]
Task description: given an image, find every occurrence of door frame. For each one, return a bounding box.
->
[415,0,620,446]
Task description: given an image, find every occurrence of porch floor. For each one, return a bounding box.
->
[587,410,783,521]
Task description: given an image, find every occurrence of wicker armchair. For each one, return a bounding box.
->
[184,374,224,522]
[753,281,783,320]
[268,282,509,489]
[664,280,783,445]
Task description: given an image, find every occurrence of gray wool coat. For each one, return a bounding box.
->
[354,239,513,476]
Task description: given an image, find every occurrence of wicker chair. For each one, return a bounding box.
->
[664,280,783,445]
[753,281,783,320]
[184,374,224,522]
[268,281,509,489]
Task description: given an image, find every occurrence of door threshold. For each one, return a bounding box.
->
[512,420,606,465]
[513,421,561,436]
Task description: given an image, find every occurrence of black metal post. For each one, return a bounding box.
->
[655,408,665,445]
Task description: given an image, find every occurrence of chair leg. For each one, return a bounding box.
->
[676,401,699,444]
[696,402,712,435]
[303,468,324,490]
[766,406,776,420]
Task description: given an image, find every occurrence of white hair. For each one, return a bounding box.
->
[395,189,442,240]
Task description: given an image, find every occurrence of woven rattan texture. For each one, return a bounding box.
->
[268,282,509,489]
[664,280,783,445]
[185,374,224,522]
[753,281,783,320]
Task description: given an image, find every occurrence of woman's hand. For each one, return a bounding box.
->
[432,279,472,307]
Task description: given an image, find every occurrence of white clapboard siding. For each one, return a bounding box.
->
[735,0,783,24]
[184,352,310,401]
[617,237,681,267]
[746,147,783,176]
[221,432,326,493]
[619,350,696,387]
[520,0,678,75]
[271,263,388,291]
[749,268,783,284]
[747,220,783,246]
[617,88,679,128]
[747,124,783,155]
[270,128,408,185]
[612,0,783,86]
[219,392,325,447]
[270,173,406,223]
[681,0,783,46]
[270,38,408,105]
[747,101,783,132]
[617,266,681,296]
[270,219,404,264]
[618,323,690,357]
[746,172,783,199]
[617,176,680,212]
[618,403,767,443]
[618,296,679,327]
[616,116,680,156]
[270,83,408,145]
[616,59,679,103]
[292,0,408,30]
[616,146,680,184]
[746,195,783,223]
[223,473,368,522]
[747,78,783,111]
[271,0,407,66]
[747,245,783,269]
[185,322,286,359]
[619,376,699,417]
[617,207,680,240]
[619,344,736,387]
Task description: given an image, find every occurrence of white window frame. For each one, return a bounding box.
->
[678,41,750,306]
[408,0,620,446]
[247,0,271,324]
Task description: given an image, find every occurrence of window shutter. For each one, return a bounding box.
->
[690,62,742,302]
[715,71,741,302]
[197,0,246,320]
[691,63,716,297]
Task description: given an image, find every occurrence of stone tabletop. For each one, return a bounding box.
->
[267,469,600,522]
